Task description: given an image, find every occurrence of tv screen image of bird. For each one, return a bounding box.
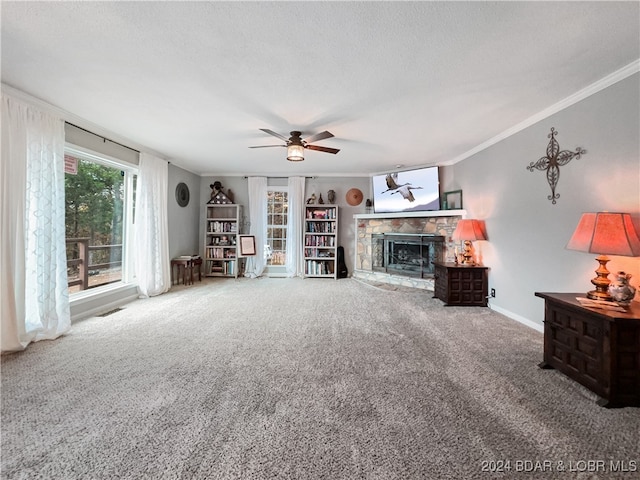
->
[372,166,440,213]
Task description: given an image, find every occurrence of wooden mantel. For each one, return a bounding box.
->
[353,209,466,220]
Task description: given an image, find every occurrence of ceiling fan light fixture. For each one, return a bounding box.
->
[252,128,338,161]
[287,143,305,162]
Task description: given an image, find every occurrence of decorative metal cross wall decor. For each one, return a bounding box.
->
[527,127,586,204]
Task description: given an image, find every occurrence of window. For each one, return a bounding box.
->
[265,188,288,270]
[64,145,137,294]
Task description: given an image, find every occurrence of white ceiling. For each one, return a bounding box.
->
[2,1,639,176]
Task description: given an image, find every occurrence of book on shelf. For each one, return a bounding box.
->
[208,221,237,233]
[306,221,336,233]
[305,259,335,276]
[306,207,336,220]
[209,264,224,273]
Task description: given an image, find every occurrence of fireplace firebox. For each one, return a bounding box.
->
[371,234,444,278]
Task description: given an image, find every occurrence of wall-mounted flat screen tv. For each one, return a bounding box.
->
[372,166,440,213]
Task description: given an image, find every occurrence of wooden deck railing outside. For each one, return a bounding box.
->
[66,238,122,291]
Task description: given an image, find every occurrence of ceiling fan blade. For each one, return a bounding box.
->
[259,128,289,142]
[249,145,286,148]
[303,130,334,144]
[305,144,340,154]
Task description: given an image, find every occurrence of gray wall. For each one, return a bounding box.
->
[448,73,640,328]
[167,164,201,259]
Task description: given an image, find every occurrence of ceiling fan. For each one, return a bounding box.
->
[249,129,340,162]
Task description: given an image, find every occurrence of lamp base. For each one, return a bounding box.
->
[461,240,475,265]
[587,254,613,302]
[586,289,613,302]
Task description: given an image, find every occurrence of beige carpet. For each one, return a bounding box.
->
[1,277,638,479]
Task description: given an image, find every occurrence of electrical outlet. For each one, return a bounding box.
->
[490,288,496,298]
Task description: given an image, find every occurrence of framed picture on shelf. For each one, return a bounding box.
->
[239,235,256,256]
[443,190,463,210]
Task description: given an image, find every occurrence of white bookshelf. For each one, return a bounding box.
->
[304,205,338,279]
[204,204,242,278]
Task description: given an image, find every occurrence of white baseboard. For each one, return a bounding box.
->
[489,303,544,333]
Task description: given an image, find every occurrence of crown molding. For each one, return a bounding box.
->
[441,59,640,166]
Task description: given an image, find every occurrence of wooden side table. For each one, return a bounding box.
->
[536,292,640,408]
[171,258,192,285]
[171,257,202,285]
[190,257,202,283]
[433,262,488,306]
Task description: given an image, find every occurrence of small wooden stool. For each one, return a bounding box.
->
[171,258,192,285]
[190,257,202,283]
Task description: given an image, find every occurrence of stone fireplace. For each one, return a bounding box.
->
[372,233,444,277]
[353,211,463,290]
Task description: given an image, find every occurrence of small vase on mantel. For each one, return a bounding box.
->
[608,271,636,305]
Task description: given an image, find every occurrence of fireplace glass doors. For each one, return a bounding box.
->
[372,234,444,278]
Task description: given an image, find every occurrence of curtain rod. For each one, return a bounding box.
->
[65,122,140,154]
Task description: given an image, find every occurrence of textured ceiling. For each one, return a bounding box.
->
[2,1,639,176]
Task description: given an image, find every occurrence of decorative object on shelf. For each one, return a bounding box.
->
[306,193,317,204]
[443,190,462,210]
[566,212,640,301]
[451,219,486,265]
[175,182,190,207]
[608,271,636,305]
[365,198,372,213]
[346,188,363,206]
[249,129,340,162]
[208,181,233,204]
[210,181,222,196]
[318,193,324,204]
[327,190,336,204]
[526,127,586,205]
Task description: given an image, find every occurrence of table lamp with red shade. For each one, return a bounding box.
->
[566,212,640,301]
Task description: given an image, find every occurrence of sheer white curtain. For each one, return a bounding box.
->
[245,176,267,278]
[1,94,70,352]
[135,153,170,297]
[286,176,305,277]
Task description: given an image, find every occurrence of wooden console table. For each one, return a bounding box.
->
[535,292,640,408]
[433,262,488,306]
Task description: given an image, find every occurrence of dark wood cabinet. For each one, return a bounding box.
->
[433,262,488,306]
[536,292,640,408]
